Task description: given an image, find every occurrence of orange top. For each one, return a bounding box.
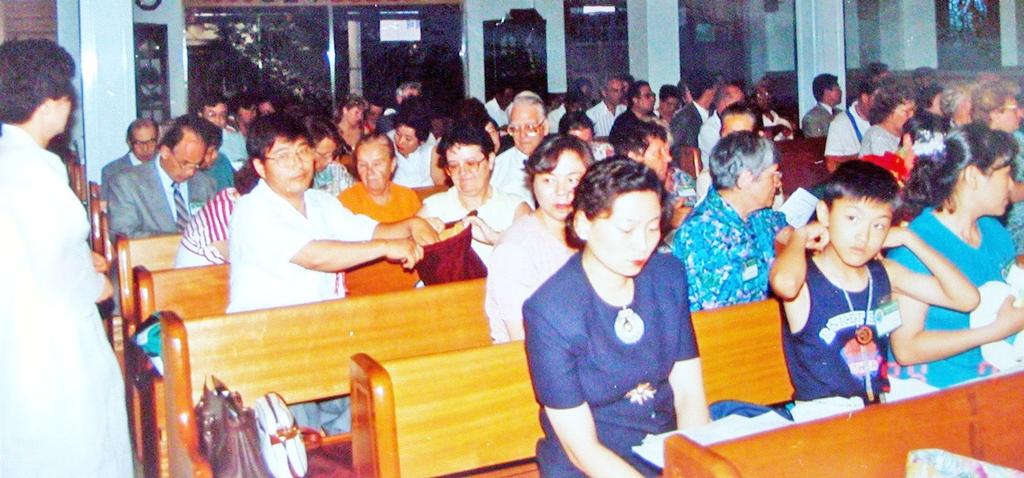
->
[338,182,424,295]
[338,182,422,223]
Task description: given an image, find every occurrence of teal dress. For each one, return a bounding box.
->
[1004,131,1024,253]
[886,209,1014,388]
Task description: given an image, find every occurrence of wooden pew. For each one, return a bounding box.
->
[349,299,793,477]
[691,299,793,405]
[676,145,702,180]
[663,370,1024,477]
[776,137,828,196]
[412,184,446,201]
[161,279,491,478]
[115,234,183,461]
[351,342,541,477]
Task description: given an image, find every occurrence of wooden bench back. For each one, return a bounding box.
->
[351,342,540,478]
[676,145,702,179]
[162,279,491,477]
[116,234,182,336]
[663,370,1024,477]
[135,264,230,321]
[776,137,828,196]
[412,184,446,201]
[691,299,794,405]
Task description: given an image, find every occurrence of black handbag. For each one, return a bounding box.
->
[196,376,274,478]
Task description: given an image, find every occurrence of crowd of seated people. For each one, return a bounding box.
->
[13,30,1024,476]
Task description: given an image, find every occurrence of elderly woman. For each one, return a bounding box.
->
[305,115,356,196]
[524,158,709,477]
[673,132,786,311]
[889,124,1024,388]
[940,82,975,128]
[859,83,916,157]
[419,126,530,265]
[973,80,1024,252]
[486,136,591,343]
[333,94,368,155]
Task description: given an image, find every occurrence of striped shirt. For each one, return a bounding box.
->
[175,187,239,267]
[586,102,626,138]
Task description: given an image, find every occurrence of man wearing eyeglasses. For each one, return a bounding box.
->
[491,94,548,205]
[608,80,657,147]
[108,115,218,238]
[100,118,158,201]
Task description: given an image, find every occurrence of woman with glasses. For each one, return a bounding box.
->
[486,136,592,343]
[524,158,709,477]
[304,115,356,196]
[418,126,530,265]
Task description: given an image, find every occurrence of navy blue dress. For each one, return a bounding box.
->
[524,253,699,477]
[783,258,892,403]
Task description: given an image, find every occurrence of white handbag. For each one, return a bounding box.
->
[253,392,308,478]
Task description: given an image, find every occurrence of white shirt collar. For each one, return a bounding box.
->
[694,103,710,121]
[129,151,145,166]
[818,102,834,114]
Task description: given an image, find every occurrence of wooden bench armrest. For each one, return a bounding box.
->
[351,353,399,478]
[663,434,740,478]
[161,311,213,478]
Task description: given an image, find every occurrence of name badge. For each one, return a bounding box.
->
[874,301,902,336]
[189,201,204,215]
[741,260,759,282]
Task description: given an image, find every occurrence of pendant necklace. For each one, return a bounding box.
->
[614,306,645,344]
[841,272,875,402]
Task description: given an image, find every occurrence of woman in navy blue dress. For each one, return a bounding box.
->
[524,157,710,477]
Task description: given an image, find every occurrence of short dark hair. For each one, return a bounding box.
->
[720,102,763,133]
[627,80,652,106]
[453,98,496,131]
[125,118,158,143]
[915,84,944,113]
[686,71,717,98]
[160,115,213,151]
[567,156,671,246]
[610,120,667,158]
[525,135,593,186]
[191,117,223,149]
[245,113,310,161]
[437,126,494,169]
[867,62,890,79]
[853,78,882,99]
[231,92,259,112]
[394,97,431,143]
[658,84,681,102]
[198,94,227,110]
[821,160,900,207]
[0,39,76,124]
[903,110,949,143]
[868,82,915,125]
[302,115,341,153]
[903,123,1018,213]
[812,74,839,101]
[558,111,594,136]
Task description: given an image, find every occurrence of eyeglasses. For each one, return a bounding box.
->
[444,158,488,176]
[171,154,203,171]
[266,145,315,167]
[997,104,1020,114]
[508,121,545,135]
[131,138,157,147]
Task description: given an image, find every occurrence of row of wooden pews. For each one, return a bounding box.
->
[674,137,829,197]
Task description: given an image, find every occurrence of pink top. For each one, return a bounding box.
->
[175,187,238,267]
[485,214,575,343]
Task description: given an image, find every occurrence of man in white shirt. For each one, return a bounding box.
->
[492,94,547,206]
[801,73,842,138]
[586,76,628,138]
[228,114,439,313]
[101,118,158,200]
[824,78,879,170]
[698,81,746,160]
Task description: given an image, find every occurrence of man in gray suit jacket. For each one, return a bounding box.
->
[100,118,159,200]
[801,73,842,138]
[108,116,217,238]
[669,73,717,158]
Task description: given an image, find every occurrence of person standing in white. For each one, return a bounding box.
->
[491,94,549,206]
[586,76,628,138]
[0,39,132,478]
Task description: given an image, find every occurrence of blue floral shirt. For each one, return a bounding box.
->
[672,188,787,311]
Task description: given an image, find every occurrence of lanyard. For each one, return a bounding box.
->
[841,273,875,402]
[846,109,863,143]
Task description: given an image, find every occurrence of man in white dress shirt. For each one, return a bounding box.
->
[586,76,628,138]
[491,94,548,205]
[824,78,879,170]
[698,81,746,160]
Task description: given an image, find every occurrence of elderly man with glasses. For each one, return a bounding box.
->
[108,114,219,238]
[101,118,159,201]
[491,92,550,206]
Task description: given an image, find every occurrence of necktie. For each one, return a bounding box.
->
[172,182,189,231]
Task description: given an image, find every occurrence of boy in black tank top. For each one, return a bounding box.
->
[770,161,978,403]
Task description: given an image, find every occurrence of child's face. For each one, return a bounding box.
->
[817,197,894,267]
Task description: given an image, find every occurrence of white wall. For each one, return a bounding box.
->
[134,0,187,117]
[765,1,797,72]
[462,0,567,100]
[795,0,846,118]
[56,0,84,165]
[627,0,680,90]
[1001,0,1018,66]
[879,0,937,69]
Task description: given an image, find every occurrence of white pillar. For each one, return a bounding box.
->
[878,0,937,70]
[626,0,680,89]
[78,0,137,183]
[1001,0,1018,67]
[56,0,84,165]
[795,0,846,119]
[347,20,363,95]
[462,0,567,100]
[134,0,188,117]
